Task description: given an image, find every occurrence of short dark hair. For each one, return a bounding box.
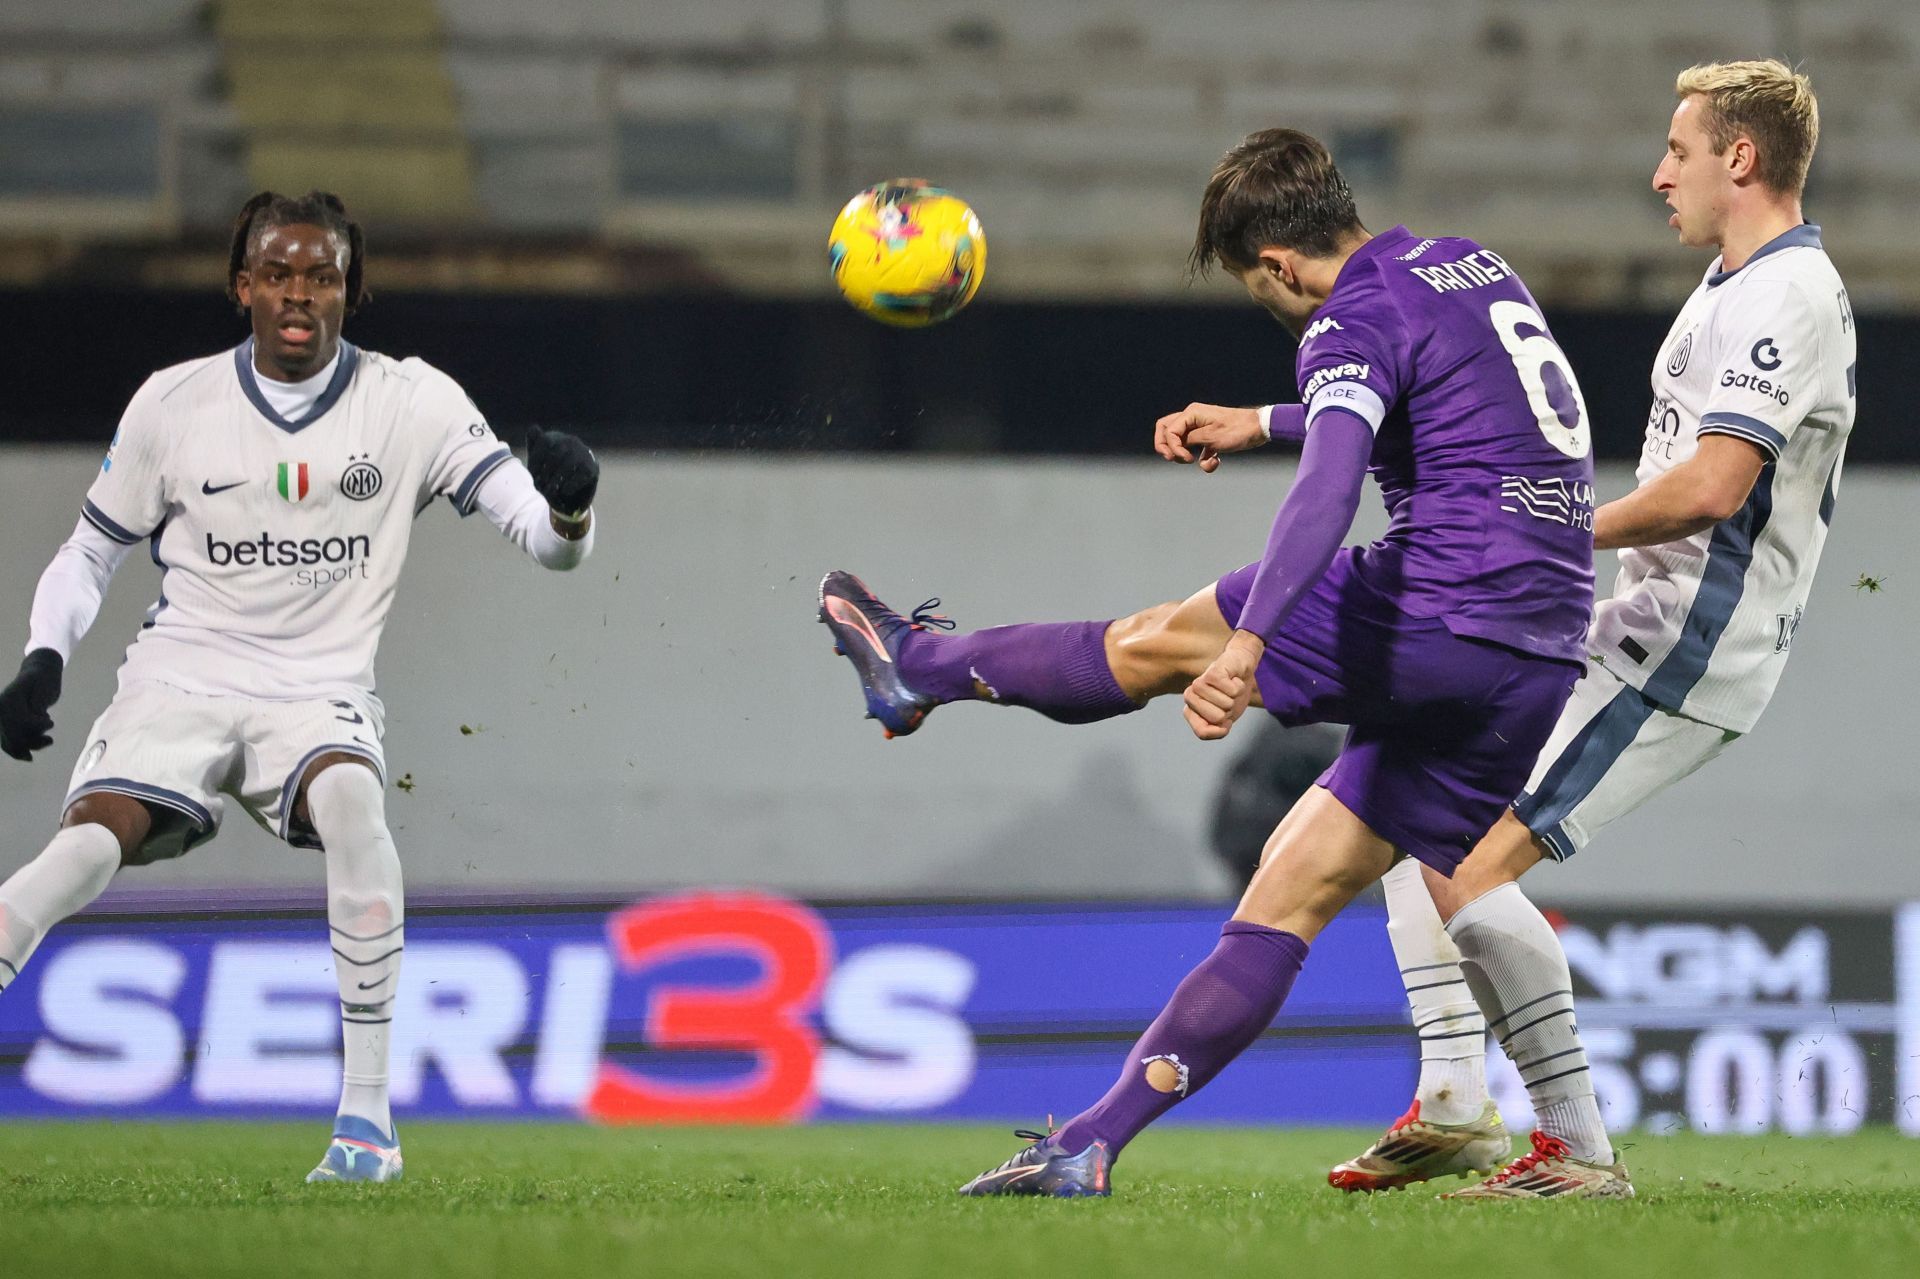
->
[225,189,368,314]
[1189,129,1363,276]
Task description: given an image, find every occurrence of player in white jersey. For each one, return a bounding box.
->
[1325,61,1852,1198]
[0,191,601,1182]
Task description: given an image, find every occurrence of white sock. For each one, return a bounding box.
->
[1447,883,1610,1162]
[307,765,402,1138]
[0,824,121,990]
[1382,857,1486,1124]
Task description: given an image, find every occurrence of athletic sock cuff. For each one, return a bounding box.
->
[1442,880,1524,939]
[1061,620,1138,715]
[1218,920,1309,973]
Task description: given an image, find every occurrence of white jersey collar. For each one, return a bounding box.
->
[1707,223,1823,289]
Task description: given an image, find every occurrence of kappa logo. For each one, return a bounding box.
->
[1751,337,1783,371]
[78,739,107,773]
[1666,330,1694,377]
[340,455,383,502]
[1302,316,1345,342]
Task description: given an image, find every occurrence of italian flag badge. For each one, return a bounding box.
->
[277,462,310,502]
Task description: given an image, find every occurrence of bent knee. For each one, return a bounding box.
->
[61,793,153,864]
[302,758,387,831]
[1106,600,1212,700]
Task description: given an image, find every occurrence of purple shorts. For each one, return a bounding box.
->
[1214,552,1579,875]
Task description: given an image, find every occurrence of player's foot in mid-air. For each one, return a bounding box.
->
[306,1116,404,1184]
[958,1128,1112,1198]
[1327,1099,1511,1192]
[817,571,951,738]
[1442,1130,1633,1199]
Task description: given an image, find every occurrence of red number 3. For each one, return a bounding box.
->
[585,892,832,1124]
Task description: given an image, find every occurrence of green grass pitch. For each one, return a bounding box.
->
[4,1123,1917,1278]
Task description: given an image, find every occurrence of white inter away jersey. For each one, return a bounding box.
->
[1591,225,1855,732]
[82,339,515,702]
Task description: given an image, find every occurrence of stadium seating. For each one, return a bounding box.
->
[1,0,1917,298]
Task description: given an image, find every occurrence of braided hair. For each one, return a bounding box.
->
[225,190,367,314]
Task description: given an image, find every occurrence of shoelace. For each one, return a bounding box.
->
[1011,1114,1058,1146]
[1483,1130,1571,1184]
[909,598,956,632]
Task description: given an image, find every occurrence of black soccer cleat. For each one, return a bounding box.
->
[816,571,951,739]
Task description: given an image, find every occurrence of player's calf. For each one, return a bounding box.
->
[305,762,404,1151]
[1102,588,1235,701]
[0,821,126,991]
[817,571,1139,736]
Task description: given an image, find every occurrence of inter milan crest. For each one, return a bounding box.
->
[341,454,383,502]
[1665,329,1694,377]
[276,461,311,503]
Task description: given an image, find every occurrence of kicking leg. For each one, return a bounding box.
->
[818,571,1236,736]
[960,787,1391,1196]
[301,756,405,1184]
[0,795,147,992]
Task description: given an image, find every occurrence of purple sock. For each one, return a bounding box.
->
[1052,922,1309,1159]
[898,619,1137,724]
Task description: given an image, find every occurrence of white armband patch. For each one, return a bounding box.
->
[1306,381,1387,434]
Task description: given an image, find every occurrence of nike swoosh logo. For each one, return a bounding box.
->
[201,480,245,495]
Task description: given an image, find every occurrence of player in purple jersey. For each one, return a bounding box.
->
[816,129,1597,1197]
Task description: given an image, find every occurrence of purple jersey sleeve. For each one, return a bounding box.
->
[1232,301,1414,639]
[1292,300,1413,439]
[1235,412,1375,639]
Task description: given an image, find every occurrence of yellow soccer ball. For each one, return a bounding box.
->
[829,180,986,327]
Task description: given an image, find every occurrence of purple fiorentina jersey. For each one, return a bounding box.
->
[1295,226,1596,664]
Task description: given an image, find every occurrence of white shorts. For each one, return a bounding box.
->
[1512,658,1739,861]
[64,680,386,863]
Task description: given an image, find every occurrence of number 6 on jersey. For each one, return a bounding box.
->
[1491,299,1592,459]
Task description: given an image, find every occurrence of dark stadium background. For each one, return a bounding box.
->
[4,291,1914,463]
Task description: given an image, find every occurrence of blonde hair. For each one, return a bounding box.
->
[1675,60,1819,195]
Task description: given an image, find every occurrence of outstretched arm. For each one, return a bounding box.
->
[471,429,600,571]
[1183,410,1373,741]
[1154,403,1308,472]
[472,463,596,570]
[1,519,134,761]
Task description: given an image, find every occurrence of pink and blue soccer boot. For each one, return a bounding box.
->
[958,1128,1112,1198]
[306,1115,404,1184]
[817,571,951,739]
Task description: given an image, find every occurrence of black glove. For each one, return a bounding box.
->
[526,426,598,518]
[0,648,64,762]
